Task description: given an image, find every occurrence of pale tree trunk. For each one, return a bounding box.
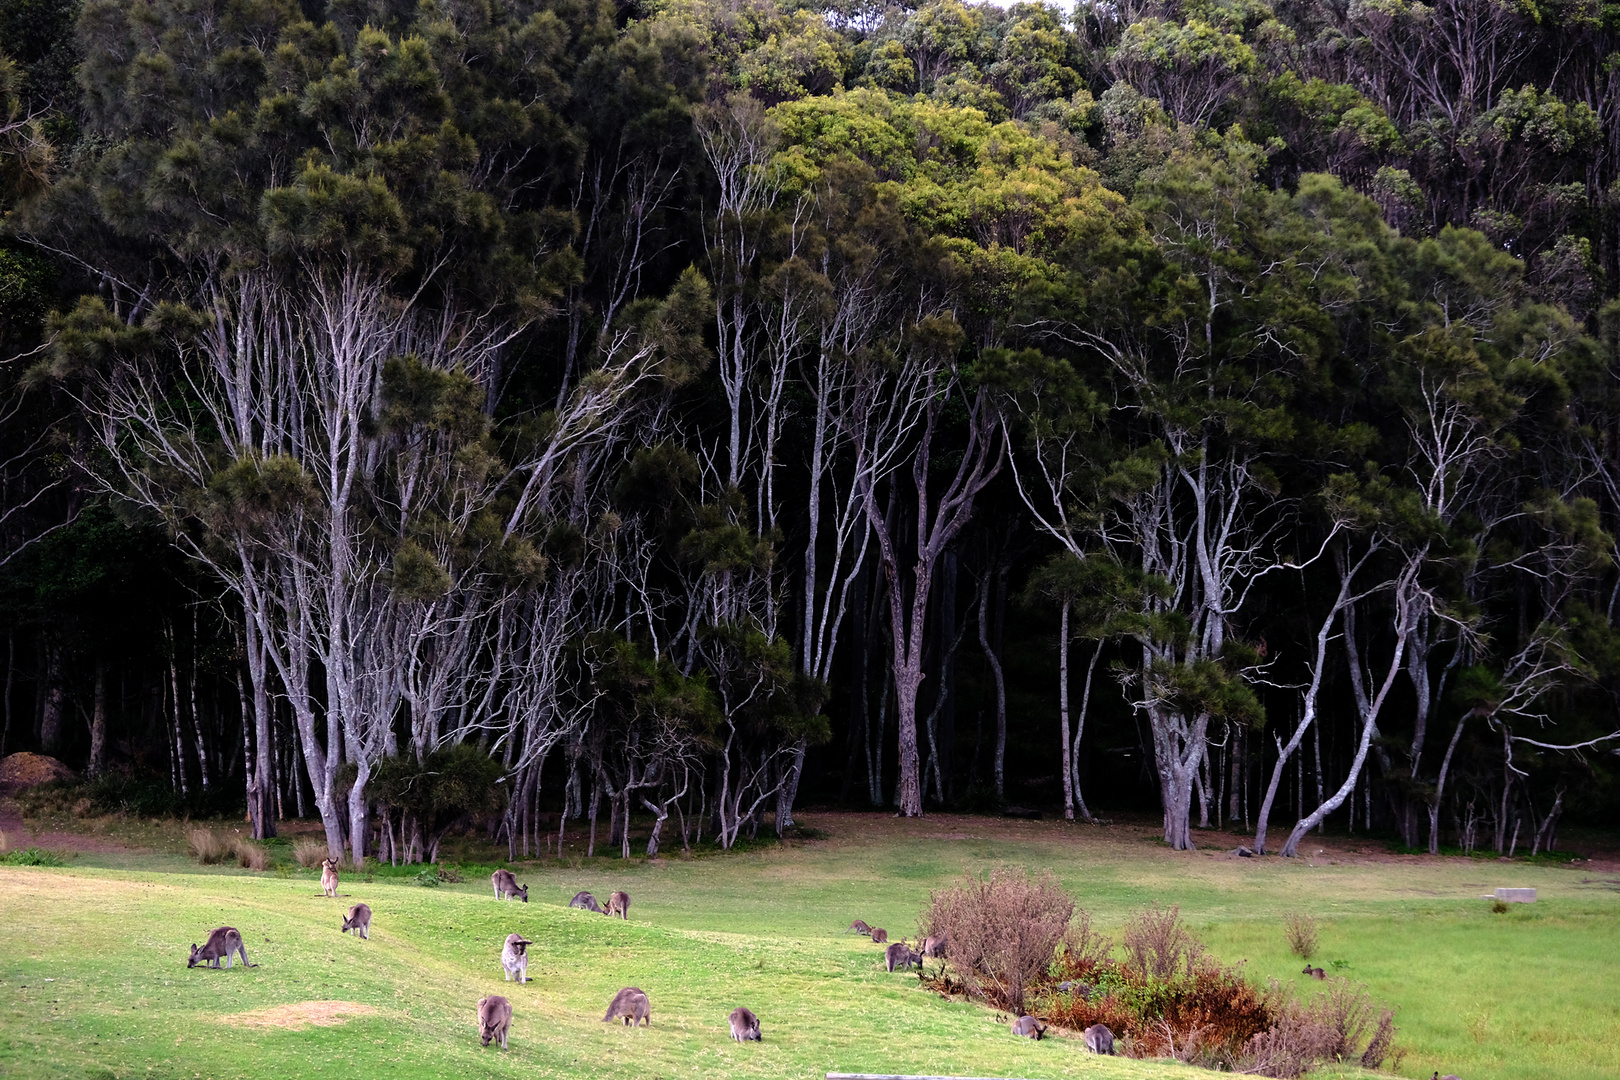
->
[1059,599,1074,820]
[976,568,1008,801]
[1070,644,1099,822]
[88,655,107,777]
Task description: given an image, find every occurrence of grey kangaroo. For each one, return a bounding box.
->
[491,868,528,902]
[1011,1015,1046,1039]
[341,903,371,940]
[187,927,249,969]
[1084,1023,1116,1054]
[607,890,630,919]
[922,933,949,958]
[728,1006,762,1041]
[320,858,339,898]
[477,995,512,1048]
[569,890,604,913]
[603,987,651,1027]
[885,940,921,972]
[501,934,531,983]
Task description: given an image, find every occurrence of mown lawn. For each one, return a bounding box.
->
[0,812,1615,1080]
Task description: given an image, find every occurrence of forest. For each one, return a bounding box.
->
[2,0,1619,868]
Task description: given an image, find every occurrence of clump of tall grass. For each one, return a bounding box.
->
[292,838,329,867]
[233,838,270,871]
[1284,911,1319,960]
[187,828,231,864]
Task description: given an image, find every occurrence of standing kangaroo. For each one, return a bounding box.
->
[501,934,532,983]
[1084,1023,1116,1054]
[885,940,921,972]
[569,891,604,913]
[728,1006,762,1041]
[922,933,949,958]
[1011,1015,1046,1039]
[477,995,512,1049]
[491,868,528,902]
[187,927,249,969]
[320,858,339,898]
[607,890,630,919]
[870,927,888,944]
[603,987,651,1027]
[341,903,371,940]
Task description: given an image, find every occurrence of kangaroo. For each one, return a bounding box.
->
[187,927,249,969]
[603,987,651,1027]
[922,933,949,958]
[1432,1074,1462,1080]
[569,890,604,913]
[885,940,921,972]
[1084,1023,1115,1055]
[728,1006,762,1042]
[477,995,512,1049]
[1011,1015,1046,1039]
[607,890,630,919]
[870,927,888,944]
[1303,965,1326,980]
[501,934,531,983]
[320,858,339,898]
[341,903,371,940]
[491,868,528,903]
[848,919,871,935]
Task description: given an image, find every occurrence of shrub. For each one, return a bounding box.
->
[19,772,244,819]
[1491,898,1510,914]
[415,866,442,887]
[0,846,66,866]
[233,839,270,871]
[436,864,465,884]
[922,867,1073,1014]
[1283,911,1319,959]
[1123,904,1202,980]
[187,828,231,865]
[292,838,329,868]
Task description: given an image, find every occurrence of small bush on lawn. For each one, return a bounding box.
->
[919,878,1396,1078]
[187,828,231,864]
[292,838,329,867]
[1284,911,1319,959]
[0,846,66,866]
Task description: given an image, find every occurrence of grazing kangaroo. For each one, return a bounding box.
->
[1432,1074,1462,1080]
[603,987,651,1027]
[848,920,871,935]
[1011,1015,1046,1039]
[320,858,339,898]
[477,995,512,1049]
[1084,1023,1115,1055]
[187,927,249,969]
[607,890,630,919]
[491,868,528,903]
[341,903,371,940]
[885,941,921,972]
[501,934,531,983]
[728,1006,762,1042]
[922,933,949,958]
[870,927,888,944]
[569,890,604,913]
[1303,965,1326,979]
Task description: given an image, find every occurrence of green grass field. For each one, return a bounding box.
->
[0,813,1615,1080]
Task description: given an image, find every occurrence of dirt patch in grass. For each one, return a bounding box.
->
[220,1001,381,1029]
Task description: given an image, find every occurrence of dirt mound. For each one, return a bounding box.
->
[220,1001,380,1029]
[0,753,74,796]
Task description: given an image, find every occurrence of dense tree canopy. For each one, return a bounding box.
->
[2,0,1617,861]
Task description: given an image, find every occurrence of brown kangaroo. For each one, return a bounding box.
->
[870,927,888,944]
[728,1006,762,1041]
[477,995,512,1048]
[1303,965,1326,980]
[1084,1023,1115,1054]
[187,927,249,969]
[341,903,371,940]
[1011,1015,1046,1039]
[607,890,630,919]
[320,858,339,898]
[848,920,871,935]
[603,987,651,1027]
[491,868,528,902]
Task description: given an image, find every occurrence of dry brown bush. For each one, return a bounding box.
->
[187,828,231,864]
[292,838,329,867]
[233,839,270,871]
[1234,977,1397,1077]
[1283,912,1318,960]
[922,866,1074,1013]
[1061,908,1111,975]
[1123,903,1203,979]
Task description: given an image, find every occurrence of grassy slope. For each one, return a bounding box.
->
[0,813,1615,1080]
